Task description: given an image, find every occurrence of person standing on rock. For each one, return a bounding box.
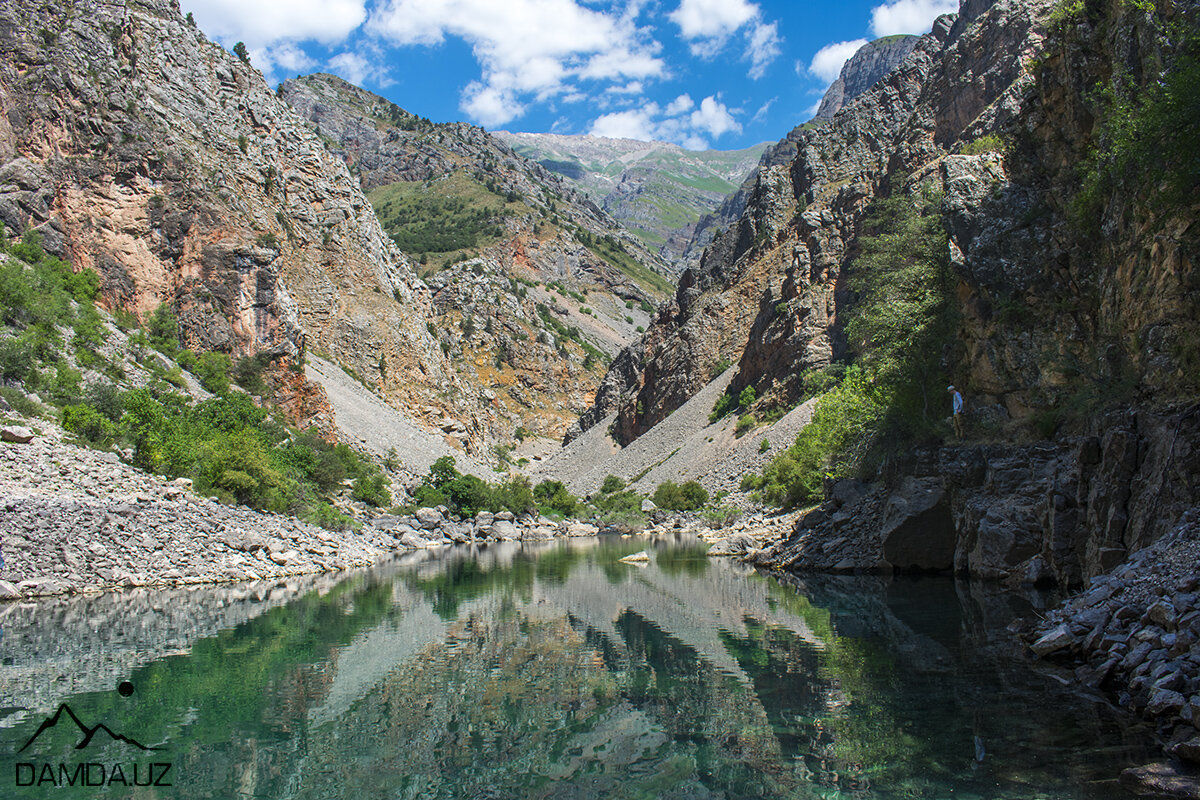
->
[948,385,964,439]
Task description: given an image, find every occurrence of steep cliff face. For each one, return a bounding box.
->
[575,0,1199,572]
[280,74,667,441]
[0,0,477,435]
[815,35,922,120]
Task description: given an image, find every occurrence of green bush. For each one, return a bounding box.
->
[652,480,708,511]
[534,479,578,516]
[709,392,735,423]
[61,404,117,447]
[147,304,179,354]
[352,470,392,507]
[735,413,756,438]
[591,488,645,526]
[600,474,626,494]
[754,367,889,508]
[195,351,232,394]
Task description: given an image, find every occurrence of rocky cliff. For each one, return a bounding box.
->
[278,74,671,441]
[0,0,476,444]
[573,0,1199,580]
[814,35,921,120]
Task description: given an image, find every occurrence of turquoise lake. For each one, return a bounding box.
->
[0,534,1157,799]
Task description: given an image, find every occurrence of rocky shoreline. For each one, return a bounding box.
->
[1025,510,1200,796]
[0,424,614,601]
[0,419,805,601]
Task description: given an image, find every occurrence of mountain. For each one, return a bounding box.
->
[0,0,675,455]
[280,73,674,442]
[814,35,921,120]
[571,0,1200,584]
[494,133,768,268]
[678,37,918,271]
[0,0,465,449]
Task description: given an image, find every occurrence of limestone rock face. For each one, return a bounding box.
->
[279,73,668,442]
[814,35,921,120]
[0,0,464,436]
[575,0,1200,576]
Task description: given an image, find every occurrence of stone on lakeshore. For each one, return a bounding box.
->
[269,550,301,566]
[565,521,598,537]
[641,498,656,513]
[880,477,956,571]
[494,511,515,522]
[1031,624,1077,657]
[1151,601,1179,630]
[0,580,21,600]
[1148,690,1188,718]
[523,526,556,541]
[1171,738,1200,765]
[399,531,428,549]
[415,507,443,529]
[491,520,518,540]
[1120,762,1200,798]
[1,426,34,444]
[707,533,756,557]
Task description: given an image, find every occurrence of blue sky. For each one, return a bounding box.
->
[180,0,958,150]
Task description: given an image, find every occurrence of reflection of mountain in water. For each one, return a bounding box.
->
[2,537,1158,800]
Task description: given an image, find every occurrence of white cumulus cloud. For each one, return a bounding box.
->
[588,94,739,149]
[869,0,958,36]
[690,96,739,139]
[807,38,869,84]
[369,0,664,126]
[669,0,757,41]
[182,0,367,46]
[669,0,781,77]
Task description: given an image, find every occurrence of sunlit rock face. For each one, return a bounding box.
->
[0,0,461,434]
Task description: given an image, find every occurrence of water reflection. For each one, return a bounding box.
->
[1,536,1155,799]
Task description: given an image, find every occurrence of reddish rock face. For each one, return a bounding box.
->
[0,0,465,437]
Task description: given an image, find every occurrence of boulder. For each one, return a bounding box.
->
[1170,738,1200,765]
[415,507,443,529]
[491,520,518,540]
[619,551,650,563]
[707,533,757,557]
[1,426,34,444]
[0,580,21,600]
[399,531,429,549]
[1120,762,1200,798]
[1031,624,1077,657]
[1147,689,1187,718]
[880,477,956,571]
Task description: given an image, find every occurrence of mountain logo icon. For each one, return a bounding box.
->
[18,704,162,753]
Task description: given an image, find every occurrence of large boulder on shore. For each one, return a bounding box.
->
[880,477,956,571]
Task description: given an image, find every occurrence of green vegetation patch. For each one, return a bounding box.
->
[741,186,954,507]
[369,172,513,256]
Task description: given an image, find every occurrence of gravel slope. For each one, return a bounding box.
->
[306,354,490,480]
[533,367,816,498]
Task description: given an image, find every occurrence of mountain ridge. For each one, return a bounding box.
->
[495,131,768,268]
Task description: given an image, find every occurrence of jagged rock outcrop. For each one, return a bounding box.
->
[280,74,666,440]
[814,35,921,120]
[0,0,471,440]
[577,0,1199,579]
[754,402,1200,585]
